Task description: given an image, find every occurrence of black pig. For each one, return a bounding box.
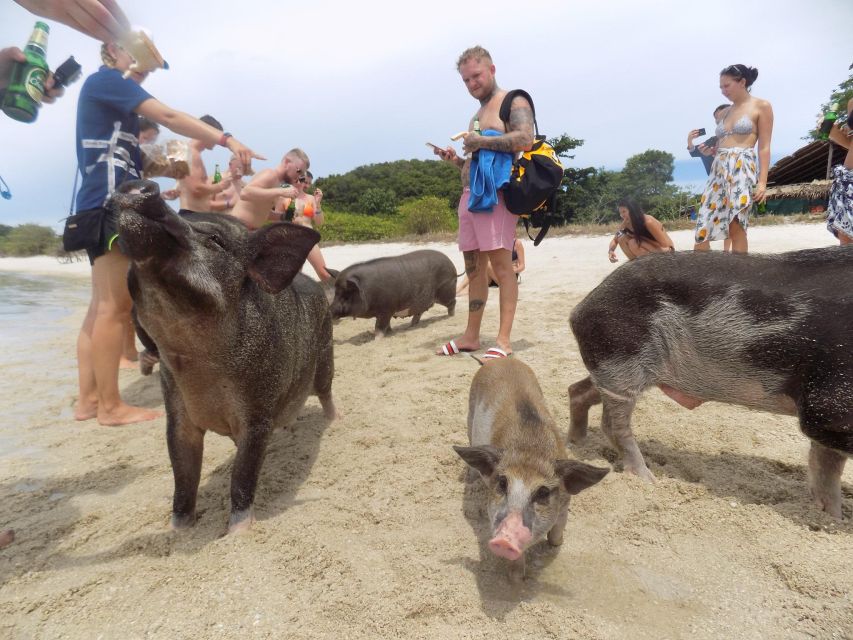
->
[568,247,852,519]
[329,250,457,338]
[112,180,337,534]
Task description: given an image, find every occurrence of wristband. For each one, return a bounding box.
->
[218,132,232,147]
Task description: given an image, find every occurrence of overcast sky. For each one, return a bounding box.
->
[1,0,851,229]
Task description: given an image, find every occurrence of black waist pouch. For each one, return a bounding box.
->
[62,208,103,252]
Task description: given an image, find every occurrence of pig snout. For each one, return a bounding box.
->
[488,512,532,561]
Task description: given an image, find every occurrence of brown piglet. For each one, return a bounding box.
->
[454,357,609,581]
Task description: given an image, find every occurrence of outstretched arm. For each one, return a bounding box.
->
[15,0,130,42]
[136,98,265,172]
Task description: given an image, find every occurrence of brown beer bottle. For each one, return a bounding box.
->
[1,22,51,123]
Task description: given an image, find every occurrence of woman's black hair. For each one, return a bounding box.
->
[720,64,759,89]
[617,198,654,241]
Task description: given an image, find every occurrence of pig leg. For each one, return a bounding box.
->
[314,319,338,420]
[601,394,655,482]
[228,423,273,534]
[547,505,569,547]
[410,313,423,327]
[807,441,847,519]
[506,556,526,583]
[167,418,205,530]
[435,284,456,317]
[374,314,392,338]
[568,376,601,444]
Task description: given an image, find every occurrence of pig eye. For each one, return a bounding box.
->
[496,475,508,494]
[533,486,552,504]
[207,233,226,249]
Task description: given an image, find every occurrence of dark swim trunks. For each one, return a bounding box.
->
[74,207,117,266]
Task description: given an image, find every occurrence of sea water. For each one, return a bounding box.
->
[0,271,89,458]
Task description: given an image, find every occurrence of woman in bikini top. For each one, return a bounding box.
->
[715,112,756,141]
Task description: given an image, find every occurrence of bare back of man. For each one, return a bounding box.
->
[229,168,288,229]
[229,149,308,230]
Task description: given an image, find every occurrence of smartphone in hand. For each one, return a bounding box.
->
[426,142,443,152]
[696,128,706,136]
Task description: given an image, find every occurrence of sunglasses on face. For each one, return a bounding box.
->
[297,176,307,183]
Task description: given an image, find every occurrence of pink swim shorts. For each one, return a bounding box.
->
[457,188,518,253]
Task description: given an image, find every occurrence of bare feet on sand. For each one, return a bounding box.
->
[97,403,162,427]
[74,399,98,421]
[0,529,14,549]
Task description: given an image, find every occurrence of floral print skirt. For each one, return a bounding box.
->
[694,147,757,243]
[826,164,853,240]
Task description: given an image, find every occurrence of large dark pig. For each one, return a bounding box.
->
[112,180,337,534]
[568,247,853,518]
[329,250,457,337]
[455,358,609,581]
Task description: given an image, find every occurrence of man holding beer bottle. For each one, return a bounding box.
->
[70,39,264,427]
[171,114,241,215]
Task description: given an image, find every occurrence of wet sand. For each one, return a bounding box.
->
[0,222,851,639]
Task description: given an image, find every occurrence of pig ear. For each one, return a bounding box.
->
[247,223,320,294]
[345,276,366,304]
[453,445,503,478]
[554,460,609,495]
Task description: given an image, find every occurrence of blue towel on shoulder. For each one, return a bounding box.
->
[468,129,513,213]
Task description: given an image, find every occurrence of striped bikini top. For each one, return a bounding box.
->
[715,112,756,139]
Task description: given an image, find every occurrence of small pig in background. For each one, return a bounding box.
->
[329,249,457,338]
[454,358,609,581]
[112,180,336,535]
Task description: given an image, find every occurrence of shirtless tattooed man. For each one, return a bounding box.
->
[434,45,534,359]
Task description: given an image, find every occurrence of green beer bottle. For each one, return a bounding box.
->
[1,22,51,123]
[213,164,222,184]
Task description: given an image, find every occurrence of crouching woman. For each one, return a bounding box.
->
[608,198,675,262]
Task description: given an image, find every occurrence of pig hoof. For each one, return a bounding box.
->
[228,509,255,535]
[810,491,843,520]
[170,512,196,530]
[319,395,338,420]
[507,560,526,583]
[625,465,656,483]
[139,349,159,376]
[567,424,588,444]
[547,530,564,547]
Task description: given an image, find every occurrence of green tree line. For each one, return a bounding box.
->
[316,138,696,229]
[0,223,61,256]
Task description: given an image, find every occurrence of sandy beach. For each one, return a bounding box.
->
[0,221,851,639]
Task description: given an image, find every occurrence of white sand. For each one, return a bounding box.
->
[1,221,851,639]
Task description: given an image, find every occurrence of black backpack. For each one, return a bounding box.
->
[499,89,564,245]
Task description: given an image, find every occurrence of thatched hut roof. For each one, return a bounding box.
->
[764,179,831,200]
[767,140,846,186]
